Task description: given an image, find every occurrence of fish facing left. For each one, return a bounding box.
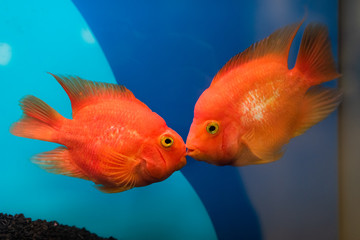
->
[186,21,342,167]
[10,73,187,193]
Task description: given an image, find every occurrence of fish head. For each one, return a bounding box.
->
[186,117,240,165]
[140,128,186,181]
[186,88,241,166]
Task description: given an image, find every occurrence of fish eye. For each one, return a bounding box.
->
[206,122,219,135]
[160,136,174,148]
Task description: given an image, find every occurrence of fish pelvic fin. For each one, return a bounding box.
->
[293,86,343,137]
[212,19,304,84]
[48,73,148,116]
[294,23,341,86]
[10,95,65,142]
[32,146,90,180]
[95,184,134,194]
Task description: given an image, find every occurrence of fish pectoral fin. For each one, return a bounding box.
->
[32,147,89,180]
[95,184,134,194]
[242,129,285,165]
[247,145,284,165]
[100,150,140,191]
[294,86,342,137]
[232,144,261,166]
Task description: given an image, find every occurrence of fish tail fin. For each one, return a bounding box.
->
[294,23,341,86]
[10,95,65,142]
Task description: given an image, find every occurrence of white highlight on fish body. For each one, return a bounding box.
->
[241,89,266,123]
[97,125,141,147]
[241,85,280,123]
[126,129,141,139]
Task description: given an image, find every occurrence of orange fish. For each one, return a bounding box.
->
[11,74,186,193]
[186,21,342,166]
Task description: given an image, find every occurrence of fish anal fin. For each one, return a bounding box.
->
[294,86,342,137]
[32,147,89,180]
[212,19,304,84]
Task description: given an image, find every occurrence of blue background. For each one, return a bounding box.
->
[1,0,339,239]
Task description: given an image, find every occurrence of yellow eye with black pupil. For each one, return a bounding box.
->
[160,136,174,148]
[206,122,219,134]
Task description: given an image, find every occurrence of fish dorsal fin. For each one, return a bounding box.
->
[212,20,304,84]
[97,150,140,193]
[49,73,139,115]
[293,86,342,137]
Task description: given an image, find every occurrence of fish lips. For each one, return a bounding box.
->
[186,147,200,157]
[187,146,227,165]
[186,146,207,161]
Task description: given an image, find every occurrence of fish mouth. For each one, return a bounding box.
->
[186,147,201,158]
[187,146,210,162]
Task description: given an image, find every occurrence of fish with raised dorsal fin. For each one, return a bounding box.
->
[186,21,342,166]
[10,74,186,193]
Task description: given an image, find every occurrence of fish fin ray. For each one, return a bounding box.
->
[249,146,284,164]
[48,73,148,115]
[95,184,134,193]
[232,144,262,166]
[10,95,64,142]
[242,129,285,164]
[32,147,89,180]
[294,86,342,137]
[99,150,140,191]
[294,24,341,85]
[212,20,304,84]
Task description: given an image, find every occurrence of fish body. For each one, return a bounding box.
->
[11,74,186,193]
[186,21,342,166]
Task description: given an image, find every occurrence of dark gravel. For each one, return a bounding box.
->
[0,213,116,240]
